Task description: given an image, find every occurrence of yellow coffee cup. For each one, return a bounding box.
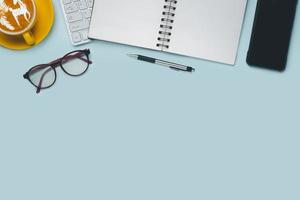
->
[0,0,37,46]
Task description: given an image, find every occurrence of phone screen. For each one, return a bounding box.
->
[247,0,298,71]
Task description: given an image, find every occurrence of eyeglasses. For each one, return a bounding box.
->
[23,49,92,93]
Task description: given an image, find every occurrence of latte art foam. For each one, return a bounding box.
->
[0,0,35,34]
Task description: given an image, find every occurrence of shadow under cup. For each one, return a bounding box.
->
[0,0,37,45]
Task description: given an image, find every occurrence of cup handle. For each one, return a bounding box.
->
[23,31,35,46]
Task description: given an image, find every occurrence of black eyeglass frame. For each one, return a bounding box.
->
[23,49,92,93]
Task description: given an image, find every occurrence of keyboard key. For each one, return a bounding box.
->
[75,0,87,10]
[67,11,82,22]
[72,32,82,43]
[64,3,77,14]
[69,20,88,32]
[87,0,94,8]
[81,8,91,19]
[80,29,89,41]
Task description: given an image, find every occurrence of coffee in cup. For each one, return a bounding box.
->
[0,0,36,45]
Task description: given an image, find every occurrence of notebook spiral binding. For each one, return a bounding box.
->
[157,0,178,50]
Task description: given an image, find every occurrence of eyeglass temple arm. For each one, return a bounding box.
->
[49,52,92,68]
[36,67,53,94]
[60,52,92,65]
[24,64,50,77]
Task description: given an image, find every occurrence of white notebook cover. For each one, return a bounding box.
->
[89,0,247,65]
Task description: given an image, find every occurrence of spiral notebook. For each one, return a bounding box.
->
[89,0,247,65]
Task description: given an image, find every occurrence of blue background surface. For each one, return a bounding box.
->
[1,1,300,200]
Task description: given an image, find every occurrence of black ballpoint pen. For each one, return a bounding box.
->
[128,54,195,73]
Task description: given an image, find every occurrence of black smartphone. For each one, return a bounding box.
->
[247,0,298,71]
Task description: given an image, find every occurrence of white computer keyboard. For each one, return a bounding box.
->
[60,0,94,46]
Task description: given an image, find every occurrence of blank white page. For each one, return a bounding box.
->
[168,0,247,65]
[89,0,163,50]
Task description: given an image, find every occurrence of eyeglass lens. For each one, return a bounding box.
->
[61,51,89,76]
[28,65,56,89]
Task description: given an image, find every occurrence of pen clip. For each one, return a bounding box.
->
[170,66,195,73]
